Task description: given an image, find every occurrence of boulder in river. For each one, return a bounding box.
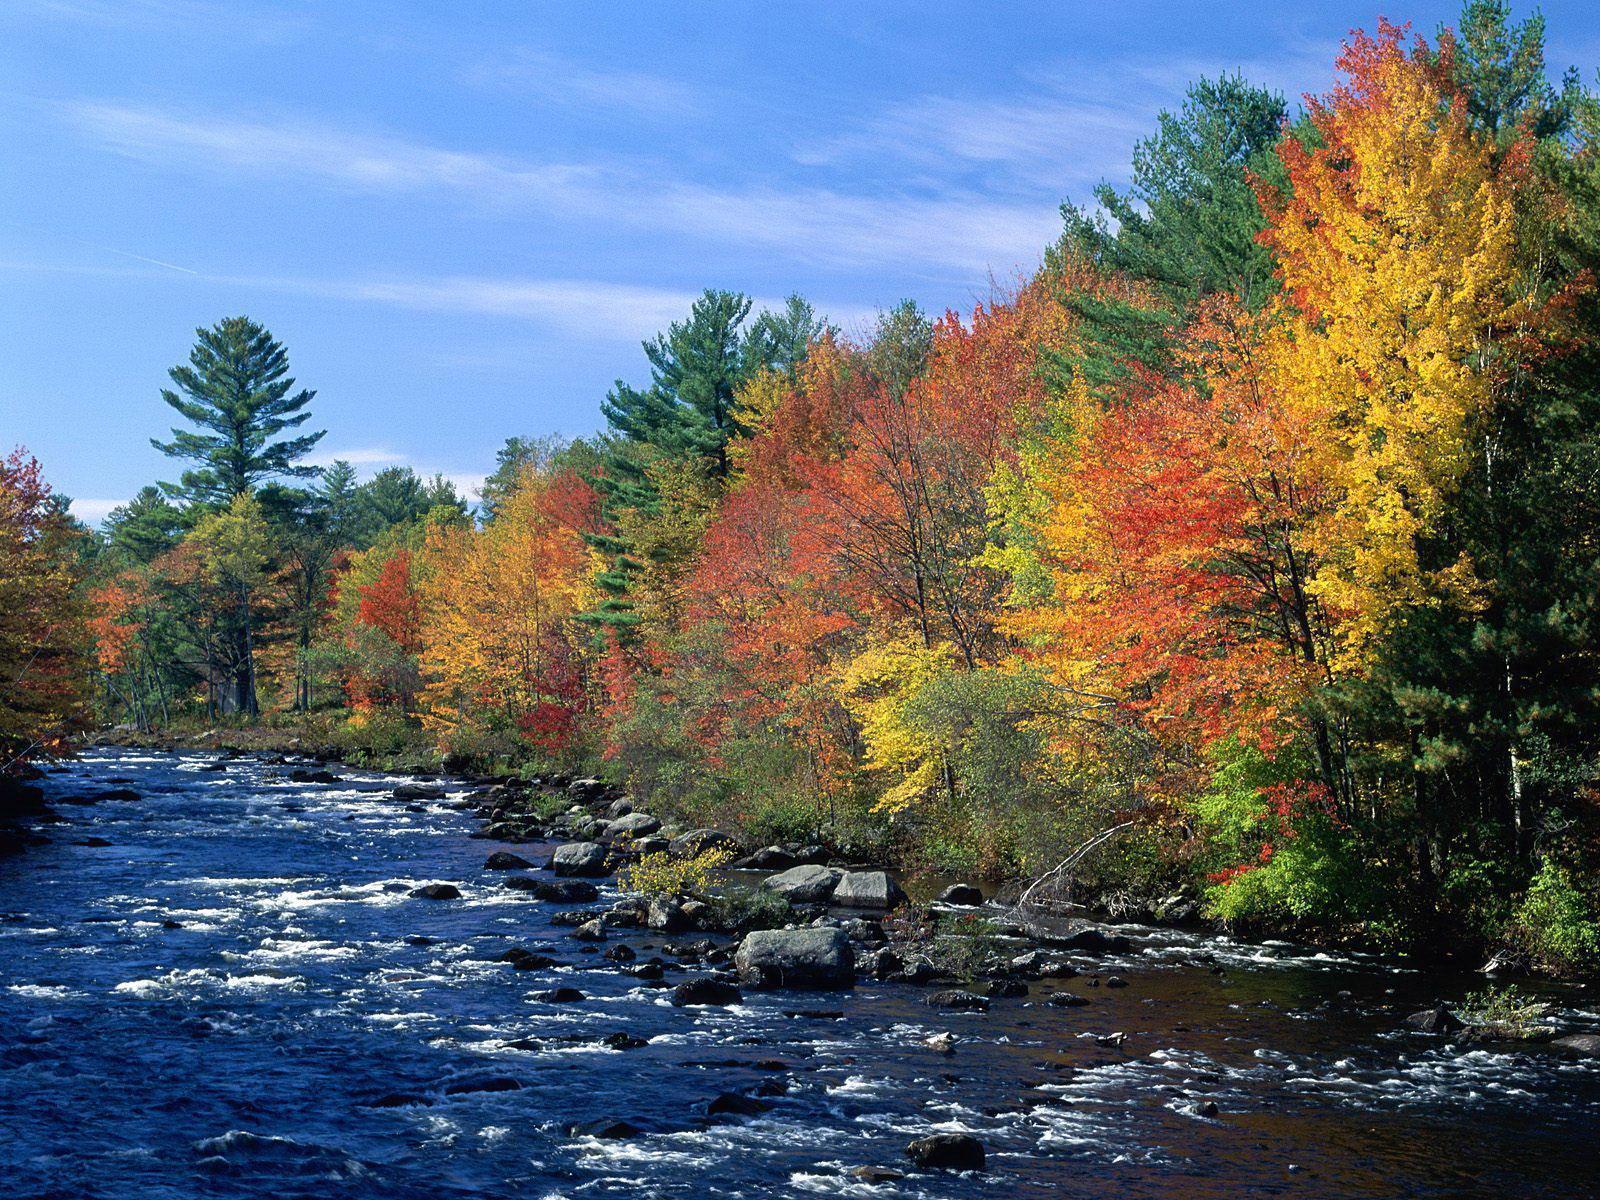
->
[706,1091,771,1117]
[735,927,854,990]
[569,1119,640,1139]
[570,919,607,942]
[530,986,586,1003]
[601,1031,649,1050]
[927,989,990,1011]
[646,896,688,933]
[1046,927,1133,954]
[831,870,907,910]
[1404,1005,1463,1035]
[504,877,599,903]
[497,948,558,970]
[394,783,446,801]
[408,883,461,900]
[938,883,984,906]
[669,828,740,858]
[607,812,662,838]
[905,1132,985,1171]
[484,851,533,870]
[1553,1033,1600,1056]
[671,977,742,1006]
[550,842,609,877]
[734,846,797,871]
[443,1075,522,1095]
[761,863,843,903]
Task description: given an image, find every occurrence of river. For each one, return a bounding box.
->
[2,747,1597,1198]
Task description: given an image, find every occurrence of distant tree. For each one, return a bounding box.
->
[103,486,185,564]
[744,294,835,378]
[1444,0,1577,145]
[1058,75,1287,396]
[351,467,469,544]
[187,492,273,715]
[0,450,88,767]
[151,316,323,509]
[602,289,755,480]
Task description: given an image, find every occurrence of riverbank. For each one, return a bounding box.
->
[78,724,1561,978]
[6,746,1600,1197]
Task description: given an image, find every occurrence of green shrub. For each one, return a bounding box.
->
[705,885,794,932]
[1457,984,1555,1039]
[1512,860,1600,976]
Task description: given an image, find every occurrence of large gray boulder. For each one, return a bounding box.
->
[761,863,842,903]
[607,812,662,838]
[669,828,740,858]
[831,870,907,910]
[735,926,855,989]
[1553,1033,1600,1056]
[550,842,609,877]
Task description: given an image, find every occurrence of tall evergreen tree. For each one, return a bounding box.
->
[1057,75,1287,395]
[152,316,323,508]
[601,289,754,480]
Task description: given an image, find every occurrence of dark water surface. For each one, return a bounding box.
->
[3,749,1598,1199]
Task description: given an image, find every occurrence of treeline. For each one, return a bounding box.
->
[12,2,1600,970]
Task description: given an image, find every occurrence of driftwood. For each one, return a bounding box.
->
[1013,820,1140,928]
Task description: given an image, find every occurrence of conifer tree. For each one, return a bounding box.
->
[152,316,323,509]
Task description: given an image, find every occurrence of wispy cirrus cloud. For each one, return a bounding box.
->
[61,101,1056,275]
[7,0,311,43]
[794,93,1149,194]
[0,255,874,345]
[796,40,1339,199]
[460,48,704,118]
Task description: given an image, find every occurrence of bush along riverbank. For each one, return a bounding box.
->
[81,722,1600,983]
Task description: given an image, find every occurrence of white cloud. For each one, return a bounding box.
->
[795,93,1148,193]
[1,256,879,344]
[8,0,310,43]
[69,497,124,527]
[62,101,1055,275]
[461,48,703,118]
[304,445,406,468]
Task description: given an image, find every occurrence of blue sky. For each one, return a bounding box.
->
[3,0,1596,524]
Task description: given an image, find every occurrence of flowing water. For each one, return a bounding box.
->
[3,748,1598,1199]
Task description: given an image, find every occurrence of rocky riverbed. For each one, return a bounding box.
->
[2,747,1598,1198]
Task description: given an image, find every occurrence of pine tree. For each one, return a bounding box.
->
[152,316,323,508]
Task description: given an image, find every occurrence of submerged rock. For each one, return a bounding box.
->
[927,989,990,1011]
[504,876,599,903]
[905,1132,985,1171]
[530,986,587,1004]
[443,1075,522,1095]
[408,883,461,900]
[393,783,446,801]
[496,948,558,970]
[484,851,533,870]
[1404,1005,1463,1035]
[671,977,742,1006]
[706,1090,771,1117]
[735,927,854,990]
[569,1119,640,1139]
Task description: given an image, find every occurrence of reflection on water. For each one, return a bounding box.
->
[1,749,1596,1199]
